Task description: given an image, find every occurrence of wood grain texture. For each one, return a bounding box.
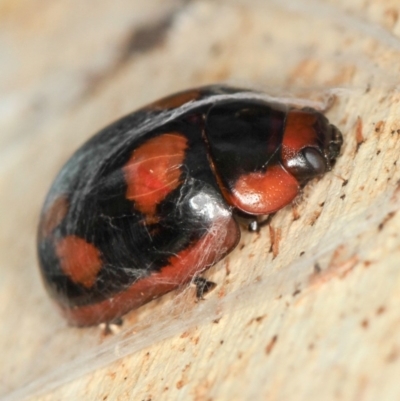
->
[2,0,400,400]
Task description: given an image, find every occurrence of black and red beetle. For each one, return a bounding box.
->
[37,85,342,326]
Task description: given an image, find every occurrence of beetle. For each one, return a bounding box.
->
[37,85,343,326]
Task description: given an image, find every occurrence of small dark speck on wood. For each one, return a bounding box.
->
[265,335,278,355]
[120,14,175,61]
[355,116,364,152]
[314,263,322,273]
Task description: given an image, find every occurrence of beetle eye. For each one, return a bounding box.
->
[283,147,328,183]
[302,147,326,176]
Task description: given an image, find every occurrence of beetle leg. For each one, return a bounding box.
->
[247,213,275,233]
[99,317,124,335]
[248,220,259,232]
[257,213,275,229]
[193,276,217,300]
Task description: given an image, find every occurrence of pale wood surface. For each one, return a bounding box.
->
[2,0,400,400]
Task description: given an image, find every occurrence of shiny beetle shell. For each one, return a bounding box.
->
[37,85,343,326]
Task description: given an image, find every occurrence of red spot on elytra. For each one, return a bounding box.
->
[145,89,201,111]
[60,218,240,326]
[124,133,188,216]
[56,236,102,288]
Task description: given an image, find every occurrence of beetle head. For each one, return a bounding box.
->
[281,108,343,185]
